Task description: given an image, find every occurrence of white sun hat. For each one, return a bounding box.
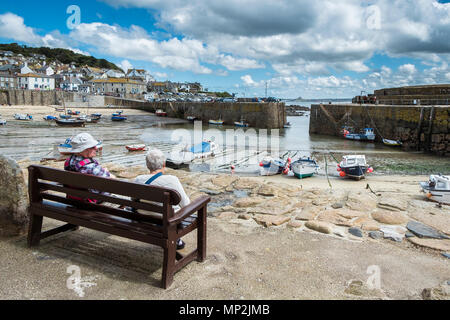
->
[67,133,101,153]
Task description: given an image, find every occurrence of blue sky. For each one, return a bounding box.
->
[0,0,449,98]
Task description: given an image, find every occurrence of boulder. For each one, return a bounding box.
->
[294,207,321,221]
[348,227,363,238]
[0,155,29,236]
[305,221,334,234]
[408,238,450,251]
[253,215,290,228]
[217,212,237,220]
[233,197,265,208]
[211,175,238,188]
[407,221,449,239]
[233,178,260,190]
[372,210,409,225]
[377,196,408,212]
[345,192,377,212]
[317,210,353,227]
[369,231,383,239]
[256,184,280,197]
[287,220,303,229]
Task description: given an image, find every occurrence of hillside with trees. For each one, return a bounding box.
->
[0,43,122,71]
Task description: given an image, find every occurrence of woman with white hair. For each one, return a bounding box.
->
[135,148,191,249]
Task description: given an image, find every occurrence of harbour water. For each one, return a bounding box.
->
[0,103,448,176]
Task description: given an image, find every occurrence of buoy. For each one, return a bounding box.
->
[259,162,264,167]
[340,171,346,177]
[283,168,289,175]
[367,167,374,173]
[337,167,342,172]
[231,165,235,170]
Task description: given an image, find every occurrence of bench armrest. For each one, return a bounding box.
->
[168,195,211,225]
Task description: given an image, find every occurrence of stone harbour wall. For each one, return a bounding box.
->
[0,89,74,106]
[310,104,450,156]
[105,97,287,129]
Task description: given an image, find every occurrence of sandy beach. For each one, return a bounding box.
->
[0,105,449,300]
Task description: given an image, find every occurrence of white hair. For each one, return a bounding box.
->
[146,149,166,172]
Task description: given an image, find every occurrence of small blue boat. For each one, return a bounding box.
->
[343,128,376,141]
[43,115,57,121]
[60,114,72,119]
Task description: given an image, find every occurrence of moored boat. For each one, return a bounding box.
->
[186,116,197,121]
[156,109,168,117]
[166,140,219,167]
[209,119,224,125]
[55,119,86,127]
[343,128,376,141]
[67,110,80,115]
[43,115,57,121]
[419,174,450,205]
[234,120,249,127]
[14,114,33,121]
[59,114,72,119]
[284,122,292,128]
[338,155,373,180]
[291,157,320,179]
[259,157,287,176]
[0,115,6,125]
[111,111,127,121]
[383,138,402,146]
[126,144,147,152]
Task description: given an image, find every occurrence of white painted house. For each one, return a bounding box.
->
[20,62,34,74]
[17,73,55,90]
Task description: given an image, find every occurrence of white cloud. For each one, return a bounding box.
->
[118,60,133,73]
[398,64,417,74]
[0,13,41,44]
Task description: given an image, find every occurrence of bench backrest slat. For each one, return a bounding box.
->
[38,181,164,214]
[30,165,181,205]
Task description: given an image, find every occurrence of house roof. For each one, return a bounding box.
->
[92,78,144,85]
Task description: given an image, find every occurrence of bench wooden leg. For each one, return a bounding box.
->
[27,214,43,248]
[162,240,176,289]
[197,206,207,262]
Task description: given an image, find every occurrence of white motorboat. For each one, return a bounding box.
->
[420,174,450,205]
[338,155,373,181]
[209,119,224,125]
[0,115,6,125]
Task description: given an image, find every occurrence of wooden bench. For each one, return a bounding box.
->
[27,165,211,289]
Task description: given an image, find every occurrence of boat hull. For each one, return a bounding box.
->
[291,160,319,179]
[209,120,224,125]
[341,165,368,180]
[345,134,375,141]
[112,117,127,121]
[55,120,86,127]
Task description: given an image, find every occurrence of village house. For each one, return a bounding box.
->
[0,73,17,89]
[102,69,125,79]
[91,78,146,95]
[126,68,154,83]
[60,77,82,92]
[148,81,179,93]
[36,65,54,76]
[20,62,34,75]
[17,73,55,90]
[79,83,92,94]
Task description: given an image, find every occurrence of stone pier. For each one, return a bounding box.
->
[310,104,449,156]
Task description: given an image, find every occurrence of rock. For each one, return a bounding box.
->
[294,207,320,221]
[377,196,408,212]
[372,210,409,225]
[360,221,380,231]
[331,202,344,209]
[408,238,450,251]
[442,253,450,259]
[248,199,295,216]
[333,229,347,238]
[233,197,265,208]
[199,189,222,195]
[287,220,303,229]
[0,155,29,236]
[346,192,377,212]
[421,281,450,300]
[305,221,334,234]
[233,178,260,190]
[256,184,279,197]
[405,232,415,238]
[238,213,252,220]
[217,212,236,220]
[407,221,448,239]
[344,279,386,298]
[335,209,365,219]
[211,175,238,188]
[317,210,353,227]
[408,209,450,236]
[253,215,290,228]
[348,227,363,238]
[369,231,383,239]
[380,226,404,242]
